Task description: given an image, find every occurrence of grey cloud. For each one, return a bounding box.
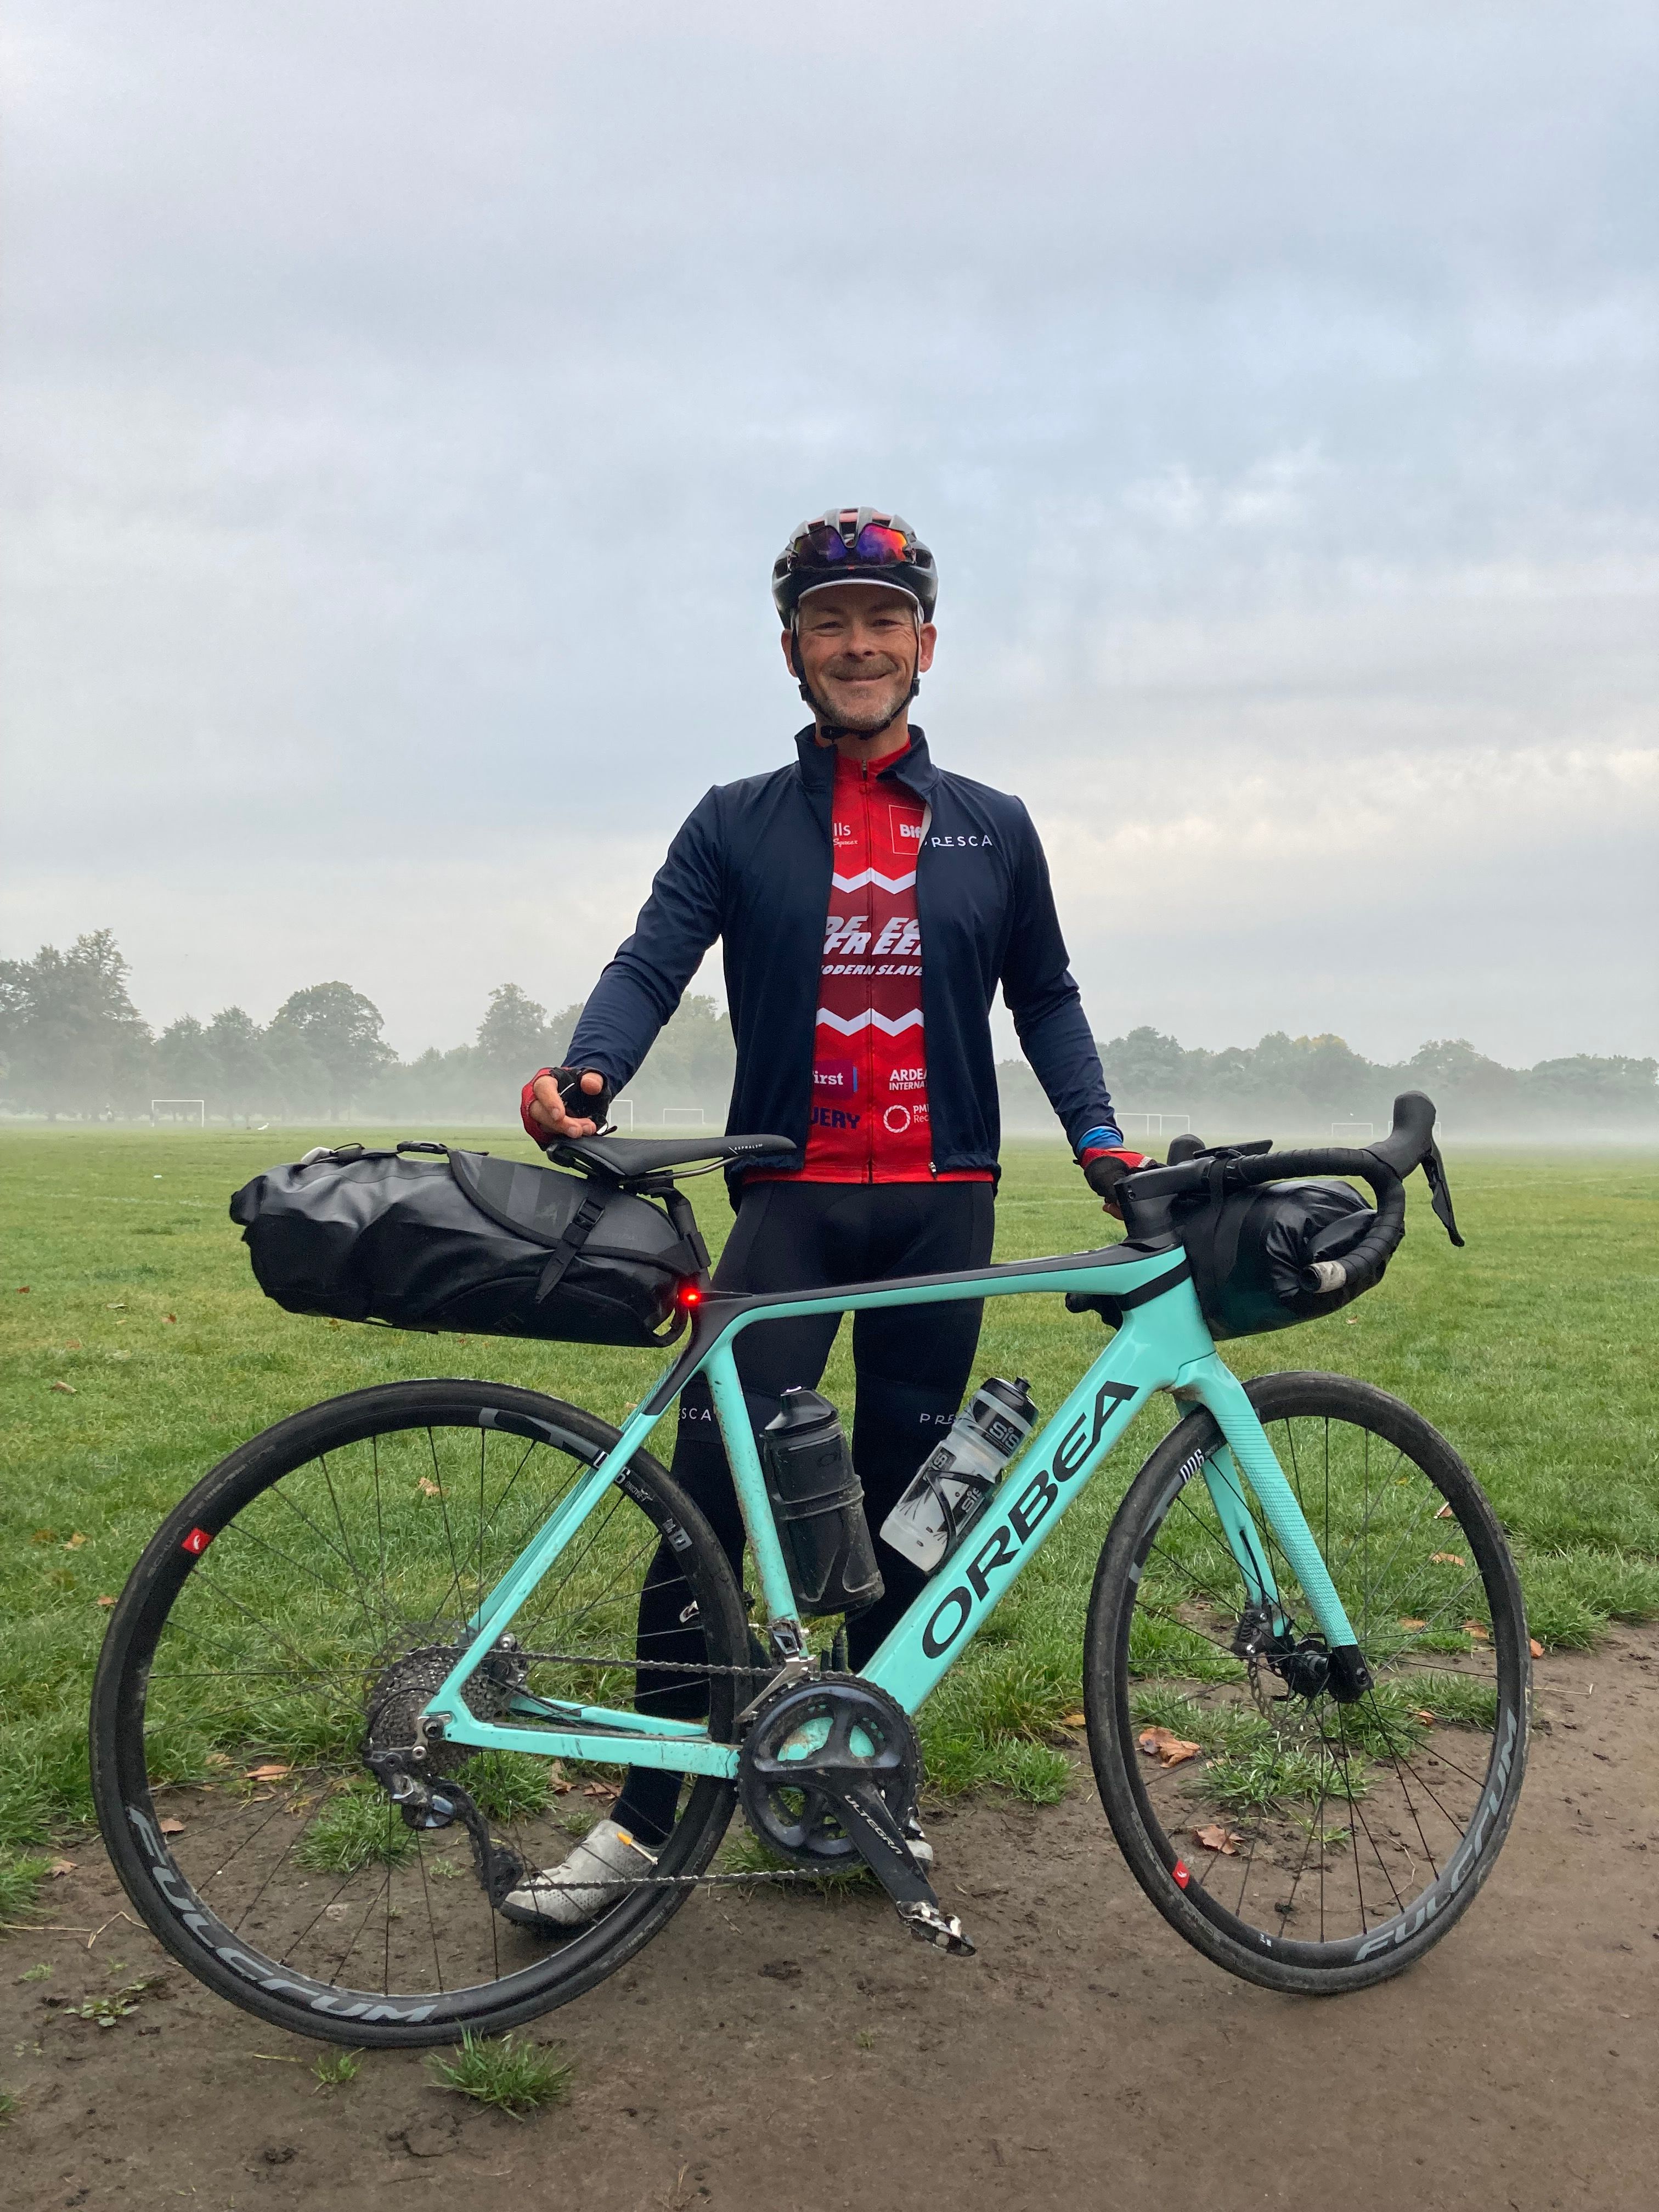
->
[2,0,1654,1064]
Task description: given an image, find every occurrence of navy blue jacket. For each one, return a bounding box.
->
[566,729,1117,1184]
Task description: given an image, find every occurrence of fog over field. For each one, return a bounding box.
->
[1,3,1655,1073]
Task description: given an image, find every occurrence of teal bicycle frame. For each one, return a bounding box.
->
[419,1239,1360,1776]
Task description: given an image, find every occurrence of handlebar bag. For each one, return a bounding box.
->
[1178,1177,1376,1341]
[229,1146,703,1347]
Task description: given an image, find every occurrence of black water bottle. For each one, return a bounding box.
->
[759,1389,885,1617]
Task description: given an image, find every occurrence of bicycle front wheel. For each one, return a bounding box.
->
[1086,1370,1528,1994]
[91,1380,749,2045]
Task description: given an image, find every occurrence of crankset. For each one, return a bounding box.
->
[738,1677,974,1957]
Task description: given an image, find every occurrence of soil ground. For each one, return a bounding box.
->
[5,1632,1658,2212]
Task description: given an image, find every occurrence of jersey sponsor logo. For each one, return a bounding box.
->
[920,1379,1138,1659]
[927,833,994,850]
[823,913,870,954]
[871,916,920,957]
[890,808,924,845]
[814,1058,859,1097]
[887,1065,926,1093]
[810,1105,862,1131]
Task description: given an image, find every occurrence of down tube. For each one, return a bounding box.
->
[863,1328,1166,1716]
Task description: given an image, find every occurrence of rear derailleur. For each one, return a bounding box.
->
[359,1637,532,1909]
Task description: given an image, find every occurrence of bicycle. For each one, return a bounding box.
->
[90,1091,1527,2045]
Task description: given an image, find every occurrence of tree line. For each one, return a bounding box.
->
[2,930,1654,1135]
[0,932,732,1124]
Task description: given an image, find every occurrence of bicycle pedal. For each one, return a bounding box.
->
[898,1899,976,1957]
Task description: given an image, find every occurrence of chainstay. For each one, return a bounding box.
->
[466,1650,868,1892]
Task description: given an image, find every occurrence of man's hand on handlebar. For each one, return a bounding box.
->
[522,1066,611,1144]
[1082,1147,1155,1221]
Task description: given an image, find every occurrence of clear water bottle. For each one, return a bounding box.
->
[879,1378,1039,1573]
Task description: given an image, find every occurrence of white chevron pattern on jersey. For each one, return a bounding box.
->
[831,867,916,894]
[814,1006,925,1036]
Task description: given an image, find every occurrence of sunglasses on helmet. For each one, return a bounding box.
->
[788,518,916,570]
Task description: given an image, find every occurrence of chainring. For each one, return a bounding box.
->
[738,1675,921,1867]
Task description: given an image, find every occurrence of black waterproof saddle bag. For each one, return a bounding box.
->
[1177,1175,1376,1341]
[229,1144,706,1347]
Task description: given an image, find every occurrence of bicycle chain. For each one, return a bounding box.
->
[480,1645,842,1889]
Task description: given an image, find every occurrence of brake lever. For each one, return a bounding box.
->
[1421,1139,1465,1247]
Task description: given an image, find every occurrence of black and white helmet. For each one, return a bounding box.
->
[772,508,938,625]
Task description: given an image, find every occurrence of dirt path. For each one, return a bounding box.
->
[7,1633,1658,2212]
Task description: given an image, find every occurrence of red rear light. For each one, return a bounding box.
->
[678,1283,703,1308]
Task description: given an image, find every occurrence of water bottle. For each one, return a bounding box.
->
[879,1378,1039,1573]
[760,1389,885,1616]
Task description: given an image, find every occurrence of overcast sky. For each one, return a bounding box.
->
[3,0,1655,1073]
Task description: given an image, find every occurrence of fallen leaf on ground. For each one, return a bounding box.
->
[64,1340,82,1350]
[31,1529,57,1544]
[1060,1711,1086,1728]
[205,1752,233,1768]
[105,1302,125,1311]
[1429,1552,1466,1566]
[1530,1638,1544,1658]
[245,1763,293,1782]
[1462,1620,1491,1642]
[16,1285,30,1293]
[1410,1708,1436,1724]
[50,1381,76,1395]
[47,1859,76,1878]
[64,1533,88,1550]
[1192,1824,1241,1855]
[1138,1726,1202,1767]
[158,1818,186,1836]
[415,1476,442,1498]
[582,1781,620,1801]
[1398,1617,1427,1630]
[95,1595,115,1608]
[1435,1503,1454,1519]
[165,1314,177,1323]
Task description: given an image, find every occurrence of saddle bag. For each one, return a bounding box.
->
[229,1143,706,1347]
[1178,1176,1376,1341]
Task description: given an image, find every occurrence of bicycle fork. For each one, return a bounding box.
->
[1175,1359,1374,1702]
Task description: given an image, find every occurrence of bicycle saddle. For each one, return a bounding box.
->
[551,1132,797,1180]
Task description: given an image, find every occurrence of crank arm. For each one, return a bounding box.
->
[812,1773,975,1956]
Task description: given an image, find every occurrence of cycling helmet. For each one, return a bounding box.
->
[772,508,938,625]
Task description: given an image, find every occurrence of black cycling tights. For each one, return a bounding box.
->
[612,1179,995,1844]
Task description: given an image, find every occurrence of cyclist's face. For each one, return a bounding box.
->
[786,583,936,733]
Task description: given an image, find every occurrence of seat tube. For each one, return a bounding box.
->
[701,1335,801,1632]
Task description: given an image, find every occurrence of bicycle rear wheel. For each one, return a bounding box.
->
[1086,1371,1528,1994]
[91,1380,748,2045]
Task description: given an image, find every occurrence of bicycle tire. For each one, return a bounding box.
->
[91,1379,749,2046]
[1085,1370,1528,1995]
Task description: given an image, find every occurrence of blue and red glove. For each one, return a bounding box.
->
[1080,1143,1154,1216]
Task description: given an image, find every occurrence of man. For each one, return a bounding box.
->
[506,509,1142,1926]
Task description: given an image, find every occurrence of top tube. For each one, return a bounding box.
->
[639,1237,1192,1419]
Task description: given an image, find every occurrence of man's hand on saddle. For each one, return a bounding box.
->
[1082,1147,1155,1221]
[523,1066,612,1144]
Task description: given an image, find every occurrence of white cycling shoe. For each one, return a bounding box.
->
[499,1818,658,1930]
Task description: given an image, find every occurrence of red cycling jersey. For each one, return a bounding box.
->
[754,744,990,1186]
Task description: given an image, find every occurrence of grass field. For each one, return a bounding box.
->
[3,1125,1656,1909]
